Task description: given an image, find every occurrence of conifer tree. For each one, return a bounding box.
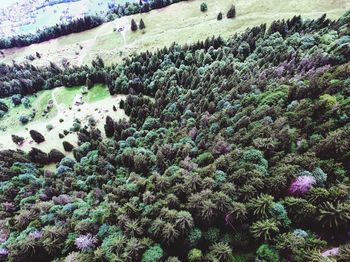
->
[131,19,138,31]
[217,12,223,20]
[139,18,146,30]
[227,5,236,19]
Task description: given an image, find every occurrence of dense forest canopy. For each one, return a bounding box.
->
[0,10,350,262]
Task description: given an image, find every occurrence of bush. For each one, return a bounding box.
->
[19,115,29,124]
[11,94,22,106]
[21,97,31,108]
[200,2,208,12]
[46,124,54,131]
[11,134,25,145]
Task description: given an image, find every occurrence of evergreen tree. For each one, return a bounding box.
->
[139,18,146,30]
[217,12,223,20]
[29,130,45,144]
[200,2,208,12]
[131,19,138,31]
[227,5,236,19]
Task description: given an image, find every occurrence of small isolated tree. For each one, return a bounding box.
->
[30,129,45,144]
[217,12,223,20]
[139,18,146,29]
[11,134,25,146]
[131,18,138,31]
[200,2,208,12]
[227,5,236,18]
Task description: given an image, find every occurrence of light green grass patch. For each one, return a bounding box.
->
[84,84,110,103]
[0,89,57,132]
[55,86,83,107]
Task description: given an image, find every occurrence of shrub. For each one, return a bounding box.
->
[19,115,29,124]
[21,97,31,108]
[46,124,54,131]
[11,94,22,106]
[11,134,25,145]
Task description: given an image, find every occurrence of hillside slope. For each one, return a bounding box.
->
[0,10,350,261]
[1,0,349,67]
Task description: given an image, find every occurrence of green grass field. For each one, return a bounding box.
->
[0,90,56,132]
[0,84,109,133]
[2,0,348,67]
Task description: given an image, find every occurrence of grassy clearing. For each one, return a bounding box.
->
[55,86,82,106]
[0,90,56,132]
[0,84,108,133]
[2,0,348,67]
[84,83,110,103]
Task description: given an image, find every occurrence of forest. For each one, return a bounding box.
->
[0,10,350,261]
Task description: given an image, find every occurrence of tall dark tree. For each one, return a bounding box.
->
[104,116,115,138]
[29,130,45,144]
[86,76,93,89]
[139,19,146,30]
[63,141,74,152]
[217,12,223,20]
[227,5,236,19]
[131,19,138,31]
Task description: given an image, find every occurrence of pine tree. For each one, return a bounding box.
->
[227,5,236,19]
[200,2,208,12]
[29,129,45,144]
[139,18,146,30]
[217,12,223,20]
[131,19,138,31]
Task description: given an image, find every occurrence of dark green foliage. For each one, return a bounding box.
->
[200,2,208,12]
[29,129,45,143]
[104,115,115,138]
[217,12,223,20]
[131,19,138,31]
[0,11,350,262]
[63,141,74,152]
[11,134,24,145]
[227,5,236,18]
[140,18,146,30]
